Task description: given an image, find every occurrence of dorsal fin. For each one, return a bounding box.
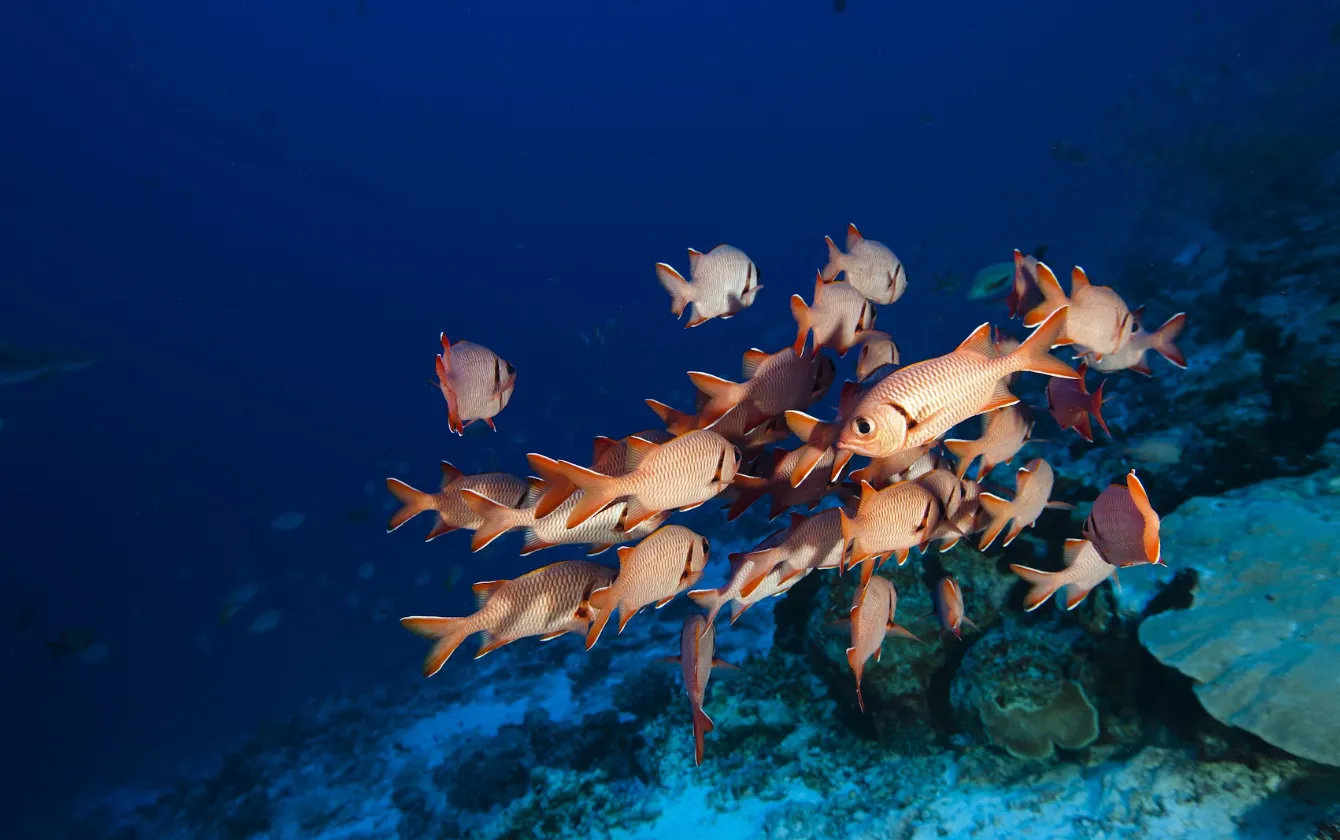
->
[858,480,878,511]
[789,511,809,528]
[472,580,506,610]
[814,270,827,296]
[1071,266,1091,292]
[742,348,769,380]
[837,381,862,412]
[615,545,635,567]
[439,460,462,488]
[591,436,618,466]
[846,222,864,250]
[624,436,659,471]
[523,477,548,506]
[955,323,995,355]
[687,248,704,275]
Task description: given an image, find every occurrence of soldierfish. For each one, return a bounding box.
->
[976,458,1074,550]
[916,469,983,551]
[689,347,836,433]
[790,272,881,357]
[782,380,867,487]
[385,462,531,541]
[933,575,978,640]
[1006,248,1045,320]
[1010,538,1116,611]
[668,614,737,766]
[584,525,709,648]
[846,442,939,490]
[726,446,838,521]
[840,479,946,590]
[1084,310,1187,376]
[645,399,789,456]
[846,575,919,712]
[461,485,665,555]
[856,334,900,381]
[689,547,810,629]
[821,223,907,305]
[1083,471,1162,567]
[435,335,516,435]
[1024,264,1134,361]
[942,404,1035,480]
[455,479,549,551]
[689,525,793,628]
[1046,362,1110,443]
[528,429,742,530]
[837,308,1077,459]
[400,560,616,676]
[656,245,762,328]
[737,508,845,598]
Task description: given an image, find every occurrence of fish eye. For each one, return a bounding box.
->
[505,361,515,375]
[701,537,710,555]
[853,417,874,437]
[732,446,742,463]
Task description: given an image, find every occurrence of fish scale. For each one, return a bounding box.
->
[1083,478,1158,568]
[386,467,530,537]
[623,430,737,512]
[437,338,515,432]
[864,350,1019,446]
[843,480,942,569]
[738,508,844,597]
[585,525,708,648]
[525,494,663,554]
[979,458,1061,550]
[743,350,830,418]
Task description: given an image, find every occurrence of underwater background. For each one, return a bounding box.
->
[5,0,1340,837]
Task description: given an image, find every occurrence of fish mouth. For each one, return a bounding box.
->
[835,439,875,458]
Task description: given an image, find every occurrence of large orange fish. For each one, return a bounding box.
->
[942,404,1035,480]
[689,347,836,432]
[384,462,531,541]
[976,458,1073,550]
[400,560,615,676]
[1083,310,1187,376]
[840,479,946,590]
[668,614,737,766]
[656,244,762,328]
[584,525,709,648]
[1010,538,1116,611]
[1046,362,1110,443]
[821,223,906,305]
[528,429,741,530]
[1082,471,1162,567]
[1024,264,1134,361]
[837,307,1077,459]
[790,272,880,357]
[846,574,919,712]
[435,334,516,435]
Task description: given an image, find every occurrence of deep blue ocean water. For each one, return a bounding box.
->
[3,1,1339,837]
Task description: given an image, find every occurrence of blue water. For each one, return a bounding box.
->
[3,0,1338,835]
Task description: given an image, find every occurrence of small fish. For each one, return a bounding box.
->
[655,245,762,328]
[1024,264,1134,361]
[528,429,742,530]
[1046,362,1110,443]
[837,308,1077,459]
[46,627,97,659]
[443,565,464,588]
[1010,538,1115,611]
[688,347,836,433]
[821,223,907,305]
[385,462,531,541]
[667,614,737,766]
[0,341,95,387]
[942,404,1035,480]
[976,458,1073,550]
[1124,435,1182,465]
[271,512,306,531]
[856,334,900,381]
[456,478,548,551]
[584,525,709,648]
[1084,310,1187,376]
[846,575,919,712]
[434,334,516,435]
[967,261,1015,301]
[846,442,939,490]
[1006,249,1046,320]
[789,272,881,357]
[725,446,837,521]
[356,561,376,580]
[690,526,811,627]
[248,609,283,634]
[840,479,945,591]
[1083,471,1162,567]
[916,469,983,551]
[736,508,845,599]
[400,560,616,677]
[646,399,788,455]
[932,576,978,640]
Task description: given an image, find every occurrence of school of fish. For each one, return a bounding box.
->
[389,227,1184,766]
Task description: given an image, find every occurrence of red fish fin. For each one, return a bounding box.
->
[532,456,618,528]
[537,629,570,642]
[688,588,725,628]
[955,322,995,355]
[645,399,697,435]
[474,631,514,659]
[1022,262,1067,327]
[888,623,922,642]
[685,312,709,328]
[686,371,741,429]
[789,294,812,357]
[1012,306,1079,377]
[741,348,769,380]
[941,439,978,480]
[525,454,580,519]
[737,549,784,599]
[616,603,638,633]
[1008,563,1065,612]
[728,600,756,624]
[980,380,1020,413]
[425,520,458,541]
[385,478,432,533]
[583,587,615,650]
[938,535,961,552]
[435,352,463,436]
[622,436,660,471]
[711,657,739,670]
[591,436,619,466]
[470,580,506,611]
[845,222,864,249]
[788,445,826,488]
[1154,313,1188,369]
[890,547,909,566]
[1126,471,1163,564]
[778,565,808,586]
[831,448,854,483]
[821,235,844,282]
[619,497,661,531]
[856,553,876,591]
[1070,265,1091,292]
[1007,250,1026,318]
[519,529,557,556]
[438,460,463,488]
[459,489,518,552]
[784,409,824,445]
[585,542,615,556]
[1129,360,1153,377]
[725,474,770,521]
[400,616,471,677]
[484,417,497,432]
[1072,414,1095,443]
[655,262,693,319]
[692,705,714,766]
[1090,379,1112,439]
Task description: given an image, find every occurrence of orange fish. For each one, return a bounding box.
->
[840,479,945,590]
[736,508,845,599]
[856,333,900,381]
[821,223,906,305]
[933,575,978,640]
[584,525,709,648]
[655,244,762,328]
[689,524,793,628]
[846,575,919,712]
[916,469,983,551]
[977,458,1074,550]
[790,272,880,357]
[782,380,867,487]
[399,560,615,677]
[1006,248,1045,320]
[435,334,516,435]
[689,347,836,433]
[461,484,664,555]
[645,399,790,456]
[1010,538,1116,611]
[1024,264,1134,361]
[1046,362,1110,443]
[992,327,1022,387]
[1084,310,1187,376]
[667,614,737,766]
[726,446,837,521]
[385,462,531,541]
[690,540,810,629]
[846,442,939,489]
[837,307,1077,459]
[942,404,1035,480]
[528,429,741,530]
[1082,471,1162,567]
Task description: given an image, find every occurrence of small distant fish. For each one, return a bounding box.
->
[357,561,376,580]
[667,614,736,766]
[1124,434,1182,465]
[46,627,97,659]
[1046,362,1110,443]
[856,335,900,382]
[386,462,530,541]
[1011,538,1115,611]
[434,334,516,435]
[1024,264,1134,361]
[689,347,836,432]
[413,567,433,587]
[0,341,95,387]
[584,525,709,648]
[943,403,1034,480]
[821,223,906,305]
[967,261,1015,301]
[932,576,978,640]
[248,609,283,634]
[1050,140,1091,167]
[977,458,1073,550]
[655,244,762,328]
[846,575,919,712]
[789,272,880,357]
[444,565,464,588]
[271,512,306,531]
[1084,310,1186,376]
[219,582,260,624]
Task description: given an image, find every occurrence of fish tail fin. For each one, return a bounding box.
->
[583,587,615,650]
[789,294,812,357]
[1008,564,1064,612]
[655,263,693,319]
[436,335,463,435]
[1090,379,1113,439]
[645,399,697,436]
[1022,262,1068,327]
[821,235,844,282]
[525,454,586,519]
[400,616,472,677]
[692,704,714,766]
[787,444,826,489]
[687,371,744,429]
[1010,306,1079,379]
[687,587,725,630]
[737,548,785,599]
[941,439,978,479]
[976,492,1015,550]
[1153,313,1188,369]
[725,474,770,521]
[385,478,433,533]
[460,489,526,552]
